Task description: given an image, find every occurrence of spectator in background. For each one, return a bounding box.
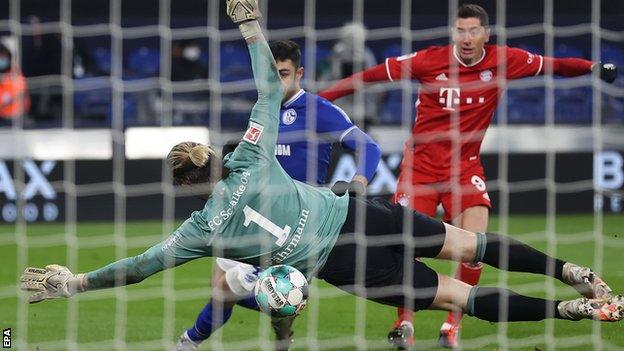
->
[0,42,30,126]
[23,16,62,77]
[172,40,208,81]
[73,39,109,78]
[320,22,379,126]
[169,40,210,124]
[21,16,63,124]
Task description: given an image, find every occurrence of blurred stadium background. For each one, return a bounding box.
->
[1,0,624,350]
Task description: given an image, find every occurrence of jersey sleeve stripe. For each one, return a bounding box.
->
[384,58,394,82]
[535,55,544,76]
[338,126,357,142]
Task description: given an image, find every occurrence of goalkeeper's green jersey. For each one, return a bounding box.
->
[173,140,349,276]
[86,39,349,288]
[171,40,349,276]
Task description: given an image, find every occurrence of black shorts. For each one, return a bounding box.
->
[317,197,446,311]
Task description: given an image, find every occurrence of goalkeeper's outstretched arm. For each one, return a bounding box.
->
[19,0,277,304]
[20,235,200,303]
[227,0,284,162]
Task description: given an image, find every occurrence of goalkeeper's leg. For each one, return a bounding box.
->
[433,226,613,300]
[431,274,624,323]
[346,198,613,303]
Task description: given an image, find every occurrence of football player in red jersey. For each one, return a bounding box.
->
[319,4,617,349]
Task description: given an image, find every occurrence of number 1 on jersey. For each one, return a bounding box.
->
[243,205,291,247]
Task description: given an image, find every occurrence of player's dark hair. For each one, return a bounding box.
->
[221,139,240,157]
[167,141,218,186]
[457,4,489,27]
[269,40,301,68]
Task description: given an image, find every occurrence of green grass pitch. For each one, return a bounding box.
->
[1,214,622,350]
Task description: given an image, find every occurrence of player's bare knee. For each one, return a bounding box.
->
[431,274,471,312]
[457,228,478,262]
[438,223,478,262]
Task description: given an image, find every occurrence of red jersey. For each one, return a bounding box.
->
[384,45,544,179]
[318,44,593,182]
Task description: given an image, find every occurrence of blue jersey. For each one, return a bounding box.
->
[276,89,357,184]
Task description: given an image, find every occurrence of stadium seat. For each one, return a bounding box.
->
[516,43,544,56]
[219,43,252,82]
[380,42,403,61]
[300,43,331,68]
[74,87,139,126]
[92,47,112,76]
[126,46,160,79]
[376,42,410,124]
[378,91,416,124]
[505,44,544,124]
[505,86,546,124]
[601,43,624,70]
[553,44,592,124]
[600,43,624,123]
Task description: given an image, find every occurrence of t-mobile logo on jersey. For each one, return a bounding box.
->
[438,87,485,111]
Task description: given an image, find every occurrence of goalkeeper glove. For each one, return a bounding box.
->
[20,264,86,303]
[226,0,263,39]
[594,62,618,83]
[331,180,366,197]
[226,0,261,23]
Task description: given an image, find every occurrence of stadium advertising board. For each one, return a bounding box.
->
[0,160,60,222]
[330,150,623,214]
[0,150,622,222]
[594,151,624,213]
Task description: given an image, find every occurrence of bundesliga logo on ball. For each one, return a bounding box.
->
[254,265,308,319]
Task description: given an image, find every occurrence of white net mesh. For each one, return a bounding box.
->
[2,0,624,350]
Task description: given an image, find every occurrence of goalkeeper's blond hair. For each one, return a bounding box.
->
[167,141,218,186]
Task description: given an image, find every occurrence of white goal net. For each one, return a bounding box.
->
[2,0,624,350]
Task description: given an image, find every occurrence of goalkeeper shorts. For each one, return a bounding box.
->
[317,197,446,311]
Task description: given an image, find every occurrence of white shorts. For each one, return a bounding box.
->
[215,258,261,298]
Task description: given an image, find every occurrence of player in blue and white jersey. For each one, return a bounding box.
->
[178,39,381,350]
[273,39,380,186]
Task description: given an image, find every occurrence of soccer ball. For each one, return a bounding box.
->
[254,264,308,319]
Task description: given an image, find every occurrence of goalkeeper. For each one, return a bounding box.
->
[178,39,381,351]
[22,0,624,344]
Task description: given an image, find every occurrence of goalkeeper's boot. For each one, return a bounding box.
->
[438,321,460,349]
[175,331,200,351]
[557,295,624,322]
[387,320,414,350]
[562,263,613,299]
[272,318,294,351]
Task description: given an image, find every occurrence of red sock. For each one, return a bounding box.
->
[396,307,413,325]
[443,263,483,328]
[457,262,483,285]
